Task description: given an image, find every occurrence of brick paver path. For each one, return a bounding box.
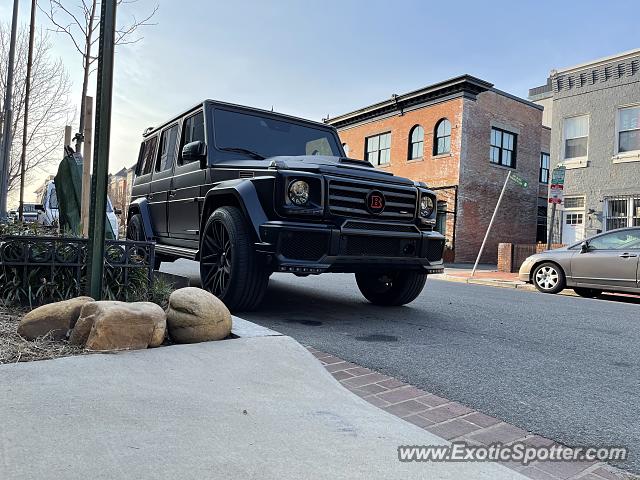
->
[310,347,636,480]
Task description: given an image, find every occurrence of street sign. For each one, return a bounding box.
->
[509,172,529,188]
[549,184,563,204]
[551,166,566,185]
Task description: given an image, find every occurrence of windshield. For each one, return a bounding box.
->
[212,108,342,159]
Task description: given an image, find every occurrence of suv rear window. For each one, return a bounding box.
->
[137,136,158,175]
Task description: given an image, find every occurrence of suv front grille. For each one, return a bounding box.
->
[426,239,445,262]
[328,179,417,221]
[342,221,419,233]
[280,231,328,261]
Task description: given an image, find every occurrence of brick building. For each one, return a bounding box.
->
[326,75,550,263]
[529,49,640,244]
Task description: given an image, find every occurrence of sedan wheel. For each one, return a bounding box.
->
[533,262,566,294]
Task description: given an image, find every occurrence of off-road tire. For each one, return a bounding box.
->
[573,287,603,298]
[532,262,566,294]
[127,213,161,270]
[199,206,269,311]
[355,270,427,306]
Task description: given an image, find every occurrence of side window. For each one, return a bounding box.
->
[137,137,158,175]
[180,111,205,164]
[589,229,640,250]
[156,124,179,172]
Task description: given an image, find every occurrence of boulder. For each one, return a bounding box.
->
[17,296,95,341]
[166,287,231,343]
[69,301,166,351]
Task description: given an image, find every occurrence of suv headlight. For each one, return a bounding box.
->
[419,195,435,218]
[288,180,310,206]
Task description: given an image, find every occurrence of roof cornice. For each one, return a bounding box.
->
[325,75,493,129]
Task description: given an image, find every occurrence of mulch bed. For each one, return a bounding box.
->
[0,307,84,364]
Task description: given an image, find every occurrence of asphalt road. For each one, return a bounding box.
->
[161,260,640,472]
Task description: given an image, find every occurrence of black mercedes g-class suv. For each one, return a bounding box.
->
[127,100,445,311]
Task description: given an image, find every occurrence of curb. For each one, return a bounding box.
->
[433,274,581,297]
[310,347,636,480]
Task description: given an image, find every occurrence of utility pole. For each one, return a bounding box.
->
[64,125,73,148]
[0,0,20,221]
[19,0,37,222]
[471,171,512,277]
[86,0,117,299]
[81,96,93,236]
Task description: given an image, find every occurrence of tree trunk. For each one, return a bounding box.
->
[75,0,96,153]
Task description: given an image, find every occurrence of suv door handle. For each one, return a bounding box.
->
[169,190,176,198]
[619,253,638,258]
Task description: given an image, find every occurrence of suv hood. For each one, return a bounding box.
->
[268,155,416,186]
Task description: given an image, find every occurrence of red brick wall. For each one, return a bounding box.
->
[455,92,544,263]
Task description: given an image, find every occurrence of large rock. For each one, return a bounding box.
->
[69,301,166,351]
[166,287,231,343]
[17,296,95,341]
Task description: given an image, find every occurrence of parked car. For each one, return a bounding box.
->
[35,180,120,238]
[519,227,640,297]
[17,203,39,223]
[127,100,445,311]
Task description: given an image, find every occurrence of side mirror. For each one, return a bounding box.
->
[34,204,44,212]
[181,140,207,168]
[580,241,590,253]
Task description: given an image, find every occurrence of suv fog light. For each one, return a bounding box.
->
[288,180,310,206]
[420,195,434,218]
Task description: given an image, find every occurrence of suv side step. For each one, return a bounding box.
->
[155,244,198,260]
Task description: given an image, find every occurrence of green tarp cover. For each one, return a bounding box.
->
[54,151,115,239]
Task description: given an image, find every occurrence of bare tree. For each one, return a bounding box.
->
[40,0,158,152]
[0,24,74,199]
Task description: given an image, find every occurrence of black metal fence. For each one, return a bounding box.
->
[0,235,155,306]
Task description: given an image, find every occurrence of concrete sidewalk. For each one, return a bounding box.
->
[431,263,533,290]
[0,320,525,480]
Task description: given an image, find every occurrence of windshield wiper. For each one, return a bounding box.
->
[220,147,265,160]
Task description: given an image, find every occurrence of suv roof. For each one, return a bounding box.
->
[142,99,334,139]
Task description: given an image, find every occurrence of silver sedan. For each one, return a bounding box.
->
[519,227,640,297]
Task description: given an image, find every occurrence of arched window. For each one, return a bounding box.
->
[408,125,424,160]
[434,119,451,155]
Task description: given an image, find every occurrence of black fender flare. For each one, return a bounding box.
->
[127,197,155,241]
[200,180,268,241]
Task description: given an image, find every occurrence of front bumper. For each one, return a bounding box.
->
[256,220,445,274]
[518,258,536,282]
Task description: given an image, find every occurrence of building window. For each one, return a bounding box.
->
[563,115,589,160]
[433,119,451,155]
[565,213,583,226]
[490,127,516,168]
[539,152,550,183]
[604,196,640,230]
[617,105,640,154]
[365,132,391,166]
[563,197,585,209]
[408,125,424,160]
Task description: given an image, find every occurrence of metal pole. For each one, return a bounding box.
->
[19,0,37,222]
[546,202,557,250]
[86,0,117,299]
[0,0,20,220]
[471,171,511,277]
[81,96,93,236]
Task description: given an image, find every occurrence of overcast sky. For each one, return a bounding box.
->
[3,0,640,201]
